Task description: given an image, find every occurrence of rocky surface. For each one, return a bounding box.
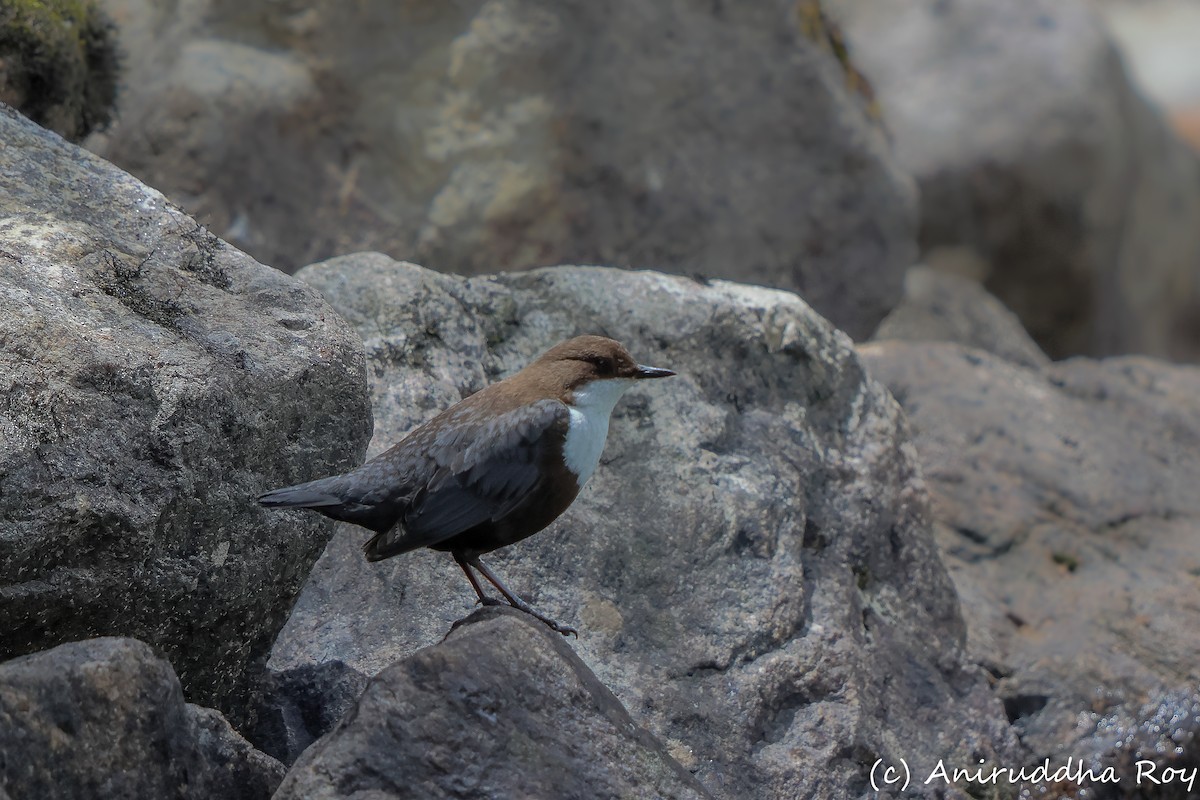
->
[1064,687,1200,800]
[260,252,1018,798]
[275,608,713,799]
[858,341,1200,758]
[872,265,1050,369]
[0,106,372,727]
[0,637,284,800]
[827,0,1200,361]
[89,0,915,340]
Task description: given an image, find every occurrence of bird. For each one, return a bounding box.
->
[259,335,675,636]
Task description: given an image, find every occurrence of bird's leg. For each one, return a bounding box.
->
[467,556,578,638]
[453,553,503,607]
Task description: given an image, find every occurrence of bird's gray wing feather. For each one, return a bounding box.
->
[373,399,568,555]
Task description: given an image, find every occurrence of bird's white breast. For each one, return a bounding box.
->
[563,378,636,487]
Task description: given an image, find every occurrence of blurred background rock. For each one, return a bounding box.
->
[1097,0,1200,151]
[826,0,1200,361]
[79,0,917,343]
[10,0,1183,362]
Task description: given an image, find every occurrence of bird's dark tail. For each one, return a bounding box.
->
[259,475,394,533]
[257,478,344,509]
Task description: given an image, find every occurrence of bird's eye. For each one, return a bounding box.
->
[588,355,613,372]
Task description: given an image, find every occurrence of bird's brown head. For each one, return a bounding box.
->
[524,335,675,395]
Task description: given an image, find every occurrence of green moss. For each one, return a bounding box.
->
[0,0,120,140]
[794,0,885,125]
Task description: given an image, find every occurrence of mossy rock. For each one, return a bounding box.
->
[795,0,884,125]
[0,0,120,140]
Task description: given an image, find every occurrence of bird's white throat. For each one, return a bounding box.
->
[563,378,636,487]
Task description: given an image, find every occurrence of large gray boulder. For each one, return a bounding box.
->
[275,608,713,799]
[0,105,372,726]
[0,638,284,800]
[827,0,1200,360]
[90,0,915,340]
[261,253,1018,798]
[858,340,1200,757]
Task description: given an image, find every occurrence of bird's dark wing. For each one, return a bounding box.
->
[363,398,569,559]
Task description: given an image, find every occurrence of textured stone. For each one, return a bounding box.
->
[872,265,1050,369]
[262,253,1018,798]
[90,0,916,340]
[1066,687,1200,800]
[274,609,713,799]
[0,638,285,800]
[828,0,1200,360]
[0,106,372,726]
[253,659,369,765]
[859,341,1200,756]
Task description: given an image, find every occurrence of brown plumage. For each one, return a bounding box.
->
[259,335,674,635]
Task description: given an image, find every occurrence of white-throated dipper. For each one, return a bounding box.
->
[259,335,674,636]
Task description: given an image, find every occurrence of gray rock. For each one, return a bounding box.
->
[1067,687,1200,800]
[872,265,1050,370]
[90,0,916,340]
[265,253,1019,798]
[858,341,1200,756]
[827,0,1200,360]
[0,105,372,727]
[252,659,369,765]
[274,608,714,799]
[0,637,285,800]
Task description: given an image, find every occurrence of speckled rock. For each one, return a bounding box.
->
[1065,687,1200,800]
[274,608,713,799]
[0,638,285,800]
[859,341,1200,757]
[0,105,372,727]
[260,253,1018,799]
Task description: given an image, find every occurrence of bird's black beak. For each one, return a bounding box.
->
[634,364,675,379]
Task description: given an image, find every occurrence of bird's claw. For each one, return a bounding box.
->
[547,620,579,638]
[476,596,505,607]
[527,612,577,638]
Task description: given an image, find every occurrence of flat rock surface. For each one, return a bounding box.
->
[264,253,1018,799]
[275,608,713,799]
[0,637,284,800]
[0,105,372,725]
[859,341,1200,755]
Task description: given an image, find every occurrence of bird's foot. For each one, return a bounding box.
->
[536,615,578,638]
[506,598,577,638]
[475,594,576,636]
[460,555,578,637]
